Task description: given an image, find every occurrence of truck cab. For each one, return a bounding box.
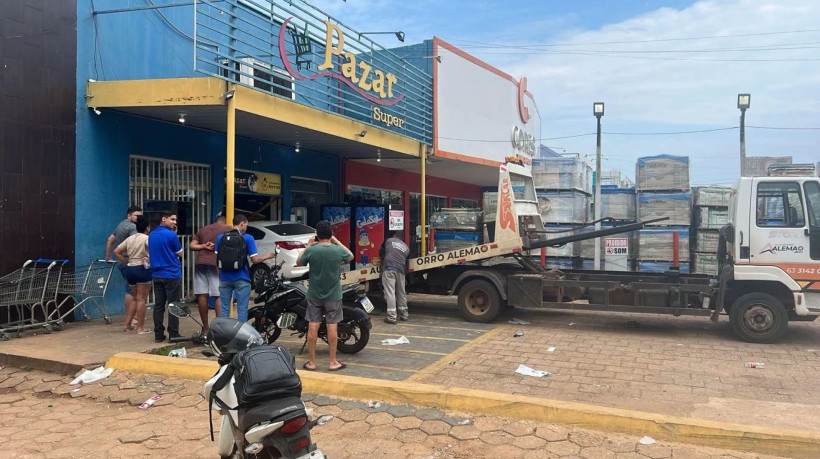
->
[726,177,820,341]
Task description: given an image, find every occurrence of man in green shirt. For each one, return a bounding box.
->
[296,220,353,371]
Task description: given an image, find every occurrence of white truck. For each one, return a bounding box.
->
[343,164,820,343]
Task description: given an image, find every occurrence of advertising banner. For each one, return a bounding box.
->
[321,205,352,252]
[229,169,282,195]
[353,206,387,269]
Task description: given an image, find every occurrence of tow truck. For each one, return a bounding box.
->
[340,163,820,343]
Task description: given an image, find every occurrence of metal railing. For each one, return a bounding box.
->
[194,0,433,145]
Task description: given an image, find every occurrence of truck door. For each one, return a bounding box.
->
[749,181,811,267]
[803,180,820,260]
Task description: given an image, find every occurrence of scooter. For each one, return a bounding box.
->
[201,317,332,459]
[249,261,373,354]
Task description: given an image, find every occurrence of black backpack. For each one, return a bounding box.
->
[231,345,302,405]
[217,229,247,271]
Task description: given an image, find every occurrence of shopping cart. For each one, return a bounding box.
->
[47,260,116,329]
[0,259,68,340]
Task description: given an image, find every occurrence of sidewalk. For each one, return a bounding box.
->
[2,297,819,457]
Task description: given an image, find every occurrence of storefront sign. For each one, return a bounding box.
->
[373,107,405,128]
[231,170,281,196]
[278,18,404,106]
[510,126,536,156]
[389,210,404,230]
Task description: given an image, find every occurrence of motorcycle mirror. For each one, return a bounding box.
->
[200,349,215,357]
[316,414,334,426]
[275,246,281,254]
[167,302,191,318]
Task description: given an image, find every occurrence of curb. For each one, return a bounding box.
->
[106,352,820,458]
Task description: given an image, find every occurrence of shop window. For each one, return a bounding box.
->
[452,198,478,209]
[347,186,402,206]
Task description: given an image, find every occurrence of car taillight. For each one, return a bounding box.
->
[280,415,307,434]
[290,437,310,451]
[276,241,306,250]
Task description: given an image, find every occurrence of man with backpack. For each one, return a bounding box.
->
[215,214,275,322]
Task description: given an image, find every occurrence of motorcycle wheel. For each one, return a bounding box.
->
[337,321,370,354]
[222,445,279,459]
[254,317,282,344]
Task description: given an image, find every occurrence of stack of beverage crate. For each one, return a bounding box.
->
[579,185,637,271]
[691,186,731,277]
[531,155,592,268]
[635,155,691,273]
[429,209,483,253]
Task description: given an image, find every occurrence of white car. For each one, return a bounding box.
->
[245,221,316,284]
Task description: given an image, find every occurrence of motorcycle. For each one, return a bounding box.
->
[200,317,333,459]
[249,260,373,354]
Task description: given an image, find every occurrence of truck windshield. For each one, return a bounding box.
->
[804,181,820,228]
[756,182,804,227]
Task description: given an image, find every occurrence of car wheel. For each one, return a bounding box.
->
[250,263,271,288]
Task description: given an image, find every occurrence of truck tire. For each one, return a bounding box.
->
[729,292,788,343]
[458,279,502,323]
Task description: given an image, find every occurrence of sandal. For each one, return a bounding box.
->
[302,362,317,371]
[328,362,348,372]
[137,328,152,335]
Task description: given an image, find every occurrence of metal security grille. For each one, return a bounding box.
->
[129,156,211,298]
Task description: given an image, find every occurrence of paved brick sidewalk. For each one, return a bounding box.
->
[407,296,820,431]
[0,365,786,458]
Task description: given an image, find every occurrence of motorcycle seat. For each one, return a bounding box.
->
[238,396,306,432]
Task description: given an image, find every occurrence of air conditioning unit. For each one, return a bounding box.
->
[219,57,295,99]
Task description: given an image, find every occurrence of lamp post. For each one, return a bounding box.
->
[737,93,751,177]
[593,102,605,270]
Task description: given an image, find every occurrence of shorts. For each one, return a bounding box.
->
[194,265,220,297]
[124,265,153,285]
[306,300,342,324]
[117,263,132,294]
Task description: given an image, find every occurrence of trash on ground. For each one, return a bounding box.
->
[745,362,765,369]
[515,364,550,378]
[448,361,456,366]
[71,388,80,392]
[381,335,410,346]
[368,400,383,409]
[547,347,556,352]
[639,436,656,445]
[508,318,530,325]
[169,347,187,358]
[568,322,575,326]
[70,366,114,385]
[138,395,162,409]
[457,419,472,425]
[47,404,53,407]
[513,332,524,338]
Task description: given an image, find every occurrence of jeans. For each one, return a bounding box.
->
[220,279,251,323]
[153,278,181,338]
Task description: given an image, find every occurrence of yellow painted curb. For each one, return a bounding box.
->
[106,352,820,458]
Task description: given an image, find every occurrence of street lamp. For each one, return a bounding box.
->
[593,102,605,270]
[359,31,405,42]
[737,93,751,177]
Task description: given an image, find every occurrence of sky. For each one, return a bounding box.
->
[309,0,820,185]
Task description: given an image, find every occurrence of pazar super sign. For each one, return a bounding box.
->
[318,21,399,101]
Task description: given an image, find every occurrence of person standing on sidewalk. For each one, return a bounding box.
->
[148,211,183,342]
[296,220,353,371]
[114,215,152,335]
[105,205,142,330]
[379,230,410,324]
[190,215,231,334]
[214,214,275,323]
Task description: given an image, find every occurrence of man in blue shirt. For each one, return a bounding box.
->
[215,214,275,322]
[148,211,183,342]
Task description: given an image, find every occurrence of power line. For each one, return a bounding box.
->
[449,28,820,49]
[438,125,819,143]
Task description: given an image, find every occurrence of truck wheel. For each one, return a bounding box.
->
[458,279,502,323]
[729,293,788,343]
